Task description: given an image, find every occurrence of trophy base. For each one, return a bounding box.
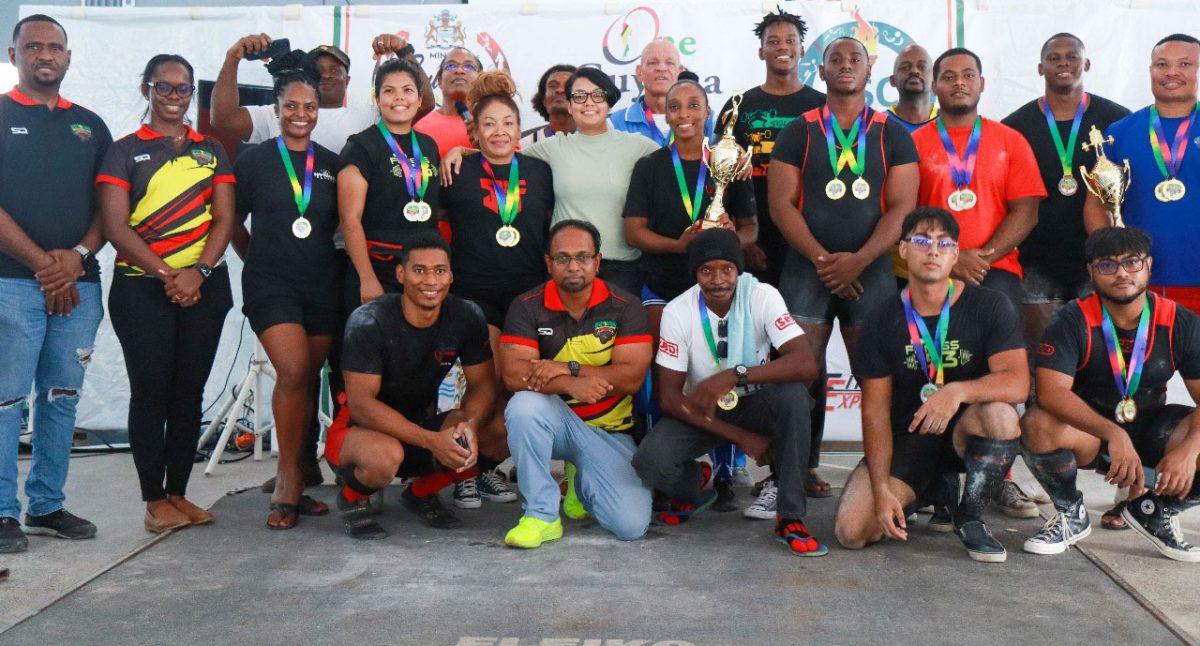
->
[698,218,723,230]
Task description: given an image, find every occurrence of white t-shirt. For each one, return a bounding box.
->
[244,102,377,153]
[656,282,803,396]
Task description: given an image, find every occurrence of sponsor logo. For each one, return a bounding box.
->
[1037,343,1055,356]
[134,154,151,163]
[774,312,796,330]
[593,320,617,344]
[601,6,662,65]
[189,148,214,166]
[659,338,679,358]
[70,123,93,141]
[826,372,862,411]
[798,9,919,110]
[537,327,554,336]
[314,170,335,182]
[434,345,459,366]
[9,127,27,135]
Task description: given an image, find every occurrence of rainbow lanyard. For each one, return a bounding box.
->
[480,156,521,227]
[376,120,427,201]
[698,292,723,369]
[1039,94,1088,177]
[936,116,982,189]
[1100,298,1151,401]
[275,136,314,217]
[643,101,675,144]
[1149,102,1200,180]
[670,143,709,222]
[901,281,954,385]
[822,106,868,177]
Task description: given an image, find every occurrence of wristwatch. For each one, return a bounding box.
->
[734,364,749,388]
[72,244,92,262]
[568,360,581,377]
[194,262,213,280]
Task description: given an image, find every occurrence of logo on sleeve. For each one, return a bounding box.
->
[134,154,151,163]
[10,127,28,135]
[537,327,554,336]
[593,320,617,344]
[774,313,796,330]
[659,338,679,358]
[1037,343,1055,356]
[70,124,93,141]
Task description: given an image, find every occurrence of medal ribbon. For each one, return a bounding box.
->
[822,106,867,176]
[1148,102,1200,180]
[643,101,674,144]
[275,137,314,218]
[936,116,982,189]
[480,156,521,226]
[901,281,954,385]
[670,143,709,222]
[698,292,723,370]
[1100,298,1151,400]
[376,120,428,201]
[1039,93,1088,178]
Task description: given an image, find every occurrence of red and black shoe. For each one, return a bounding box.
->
[775,517,829,557]
[656,489,718,526]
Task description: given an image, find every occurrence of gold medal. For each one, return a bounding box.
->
[825,178,847,200]
[947,188,977,212]
[291,217,312,239]
[403,200,432,222]
[851,177,871,200]
[1155,178,1186,202]
[1115,397,1138,424]
[1057,175,1078,197]
[495,225,520,247]
[717,389,739,411]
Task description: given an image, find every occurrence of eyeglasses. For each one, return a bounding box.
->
[550,252,597,267]
[1091,257,1147,275]
[444,62,478,73]
[146,81,195,98]
[570,89,608,104]
[716,319,728,359]
[906,236,959,251]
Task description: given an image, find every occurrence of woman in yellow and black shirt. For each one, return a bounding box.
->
[97,54,235,534]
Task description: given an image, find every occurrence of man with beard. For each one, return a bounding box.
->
[520,64,576,148]
[1022,226,1200,561]
[887,44,938,134]
[610,39,712,146]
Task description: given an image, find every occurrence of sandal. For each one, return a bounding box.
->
[267,502,300,530]
[1101,501,1129,530]
[805,470,834,498]
[298,495,330,516]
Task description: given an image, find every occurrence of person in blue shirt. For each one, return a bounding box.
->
[609,39,713,146]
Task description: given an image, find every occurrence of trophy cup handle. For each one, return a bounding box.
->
[1079,165,1101,199]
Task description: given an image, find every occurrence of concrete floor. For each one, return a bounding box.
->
[1,452,1197,645]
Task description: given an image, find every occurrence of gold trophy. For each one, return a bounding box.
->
[1080,125,1132,228]
[701,92,751,229]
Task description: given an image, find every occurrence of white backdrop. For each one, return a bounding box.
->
[18,0,1200,437]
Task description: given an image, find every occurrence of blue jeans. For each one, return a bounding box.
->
[505,392,651,540]
[0,278,102,520]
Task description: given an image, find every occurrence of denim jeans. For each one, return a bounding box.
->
[0,278,102,520]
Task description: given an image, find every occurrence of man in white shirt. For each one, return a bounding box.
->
[631,229,829,556]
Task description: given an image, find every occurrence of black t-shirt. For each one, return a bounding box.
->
[338,126,442,248]
[0,91,112,281]
[1035,293,1200,415]
[772,107,919,254]
[622,147,756,300]
[1002,94,1130,278]
[441,153,553,299]
[856,285,1025,433]
[234,140,339,285]
[341,294,491,423]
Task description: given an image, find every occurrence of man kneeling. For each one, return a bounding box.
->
[632,229,828,556]
[835,208,1029,562]
[1022,226,1200,561]
[327,234,496,539]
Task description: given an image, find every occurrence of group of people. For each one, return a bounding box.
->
[1,9,1197,567]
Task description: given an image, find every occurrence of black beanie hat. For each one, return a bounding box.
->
[688,228,744,278]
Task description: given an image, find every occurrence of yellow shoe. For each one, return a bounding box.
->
[505,516,563,549]
[562,462,590,520]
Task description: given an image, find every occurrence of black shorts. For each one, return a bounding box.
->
[888,414,967,497]
[325,409,450,478]
[242,271,340,337]
[1021,264,1092,305]
[454,284,531,329]
[1090,404,1193,473]
[779,251,896,327]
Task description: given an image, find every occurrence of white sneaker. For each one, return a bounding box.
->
[478,470,518,503]
[744,479,777,520]
[732,466,754,487]
[1024,498,1091,555]
[995,480,1040,519]
[453,477,481,509]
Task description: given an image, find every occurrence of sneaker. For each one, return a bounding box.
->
[562,462,589,520]
[0,517,28,553]
[744,479,777,520]
[23,508,97,540]
[479,470,518,503]
[713,480,737,512]
[732,466,754,487]
[956,519,1007,563]
[337,490,387,540]
[775,517,829,557]
[1122,493,1200,562]
[1024,498,1092,555]
[928,506,955,533]
[453,477,481,510]
[656,489,718,526]
[505,516,563,549]
[994,480,1041,519]
[402,486,461,529]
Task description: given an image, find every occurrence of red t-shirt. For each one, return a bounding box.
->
[415,109,471,158]
[912,117,1046,278]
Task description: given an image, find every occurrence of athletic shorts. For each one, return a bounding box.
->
[779,251,896,327]
[888,412,967,497]
[1089,403,1193,473]
[324,406,450,478]
[454,283,532,329]
[1021,265,1092,305]
[242,271,339,337]
[641,285,667,308]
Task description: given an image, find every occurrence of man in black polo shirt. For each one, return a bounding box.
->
[500,220,654,548]
[0,14,112,553]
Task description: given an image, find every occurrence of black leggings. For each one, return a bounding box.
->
[109,268,233,501]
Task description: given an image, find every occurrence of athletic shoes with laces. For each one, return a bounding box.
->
[23,508,97,540]
[744,478,777,520]
[0,517,28,553]
[402,486,461,529]
[479,471,518,503]
[1024,497,1091,555]
[453,476,481,509]
[505,516,563,549]
[956,519,1007,562]
[994,480,1041,519]
[713,480,737,512]
[775,517,829,557]
[337,491,387,540]
[1123,493,1200,562]
[732,466,754,487]
[656,489,718,526]
[562,462,589,520]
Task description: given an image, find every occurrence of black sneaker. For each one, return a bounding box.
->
[0,517,28,553]
[401,486,461,529]
[955,519,1007,563]
[1122,493,1200,562]
[23,509,97,540]
[336,491,387,540]
[712,479,737,512]
[928,505,954,533]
